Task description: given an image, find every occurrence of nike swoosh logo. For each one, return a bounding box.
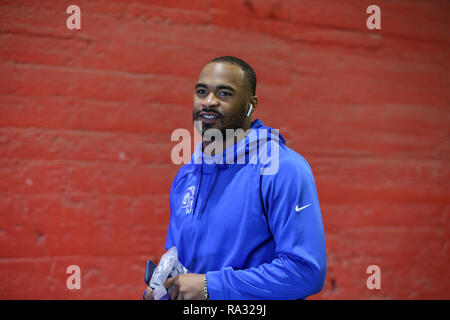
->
[295,204,311,212]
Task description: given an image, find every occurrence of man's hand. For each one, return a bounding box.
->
[143,286,155,300]
[164,274,206,300]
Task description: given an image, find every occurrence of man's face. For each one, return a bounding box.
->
[192,62,251,136]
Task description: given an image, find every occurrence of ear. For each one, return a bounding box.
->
[247,104,253,117]
[247,96,258,117]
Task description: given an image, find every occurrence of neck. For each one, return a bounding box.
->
[202,121,252,156]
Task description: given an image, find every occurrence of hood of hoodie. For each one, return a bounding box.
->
[185,119,286,218]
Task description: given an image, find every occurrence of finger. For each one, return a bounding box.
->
[169,280,180,300]
[144,287,154,300]
[163,276,176,289]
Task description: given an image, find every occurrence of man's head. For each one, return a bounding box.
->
[192,56,258,138]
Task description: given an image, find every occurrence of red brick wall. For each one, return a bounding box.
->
[0,0,448,299]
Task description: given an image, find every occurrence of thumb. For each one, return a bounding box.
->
[163,276,176,289]
[144,286,154,300]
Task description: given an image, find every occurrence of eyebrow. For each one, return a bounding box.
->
[195,82,236,92]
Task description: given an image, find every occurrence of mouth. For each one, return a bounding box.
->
[197,111,222,124]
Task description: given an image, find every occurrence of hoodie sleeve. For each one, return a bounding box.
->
[165,169,183,251]
[205,156,327,300]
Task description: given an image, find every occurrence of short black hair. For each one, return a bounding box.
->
[208,56,257,96]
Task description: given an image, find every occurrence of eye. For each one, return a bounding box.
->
[196,89,208,96]
[218,91,232,97]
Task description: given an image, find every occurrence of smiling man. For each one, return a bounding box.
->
[193,58,256,140]
[144,56,326,300]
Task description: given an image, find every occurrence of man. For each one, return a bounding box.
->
[144,56,326,300]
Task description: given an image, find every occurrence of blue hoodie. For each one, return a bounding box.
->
[165,119,326,300]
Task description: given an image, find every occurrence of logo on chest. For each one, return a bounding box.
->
[181,186,196,214]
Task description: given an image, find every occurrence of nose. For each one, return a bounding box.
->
[201,92,219,109]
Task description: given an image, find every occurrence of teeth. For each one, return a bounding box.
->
[203,114,217,119]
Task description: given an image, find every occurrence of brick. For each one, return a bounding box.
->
[287,71,449,107]
[0,64,194,104]
[1,20,292,87]
[210,0,450,44]
[312,158,448,205]
[289,42,448,88]
[0,0,449,300]
[0,33,90,66]
[0,258,53,299]
[270,102,448,160]
[0,128,175,165]
[0,159,179,195]
[0,33,211,78]
[0,160,68,194]
[322,227,448,299]
[0,96,193,134]
[67,162,177,195]
[0,255,160,299]
[322,203,447,232]
[0,193,169,258]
